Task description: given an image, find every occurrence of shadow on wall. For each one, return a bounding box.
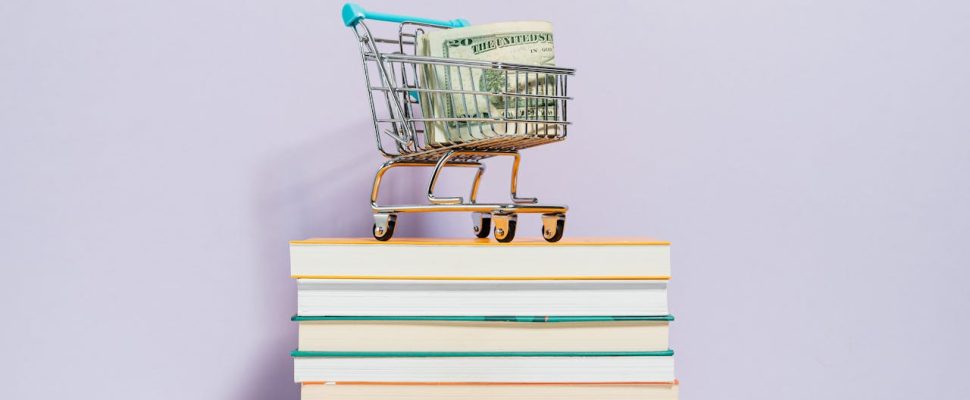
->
[235,120,427,399]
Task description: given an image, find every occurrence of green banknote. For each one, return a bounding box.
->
[417,21,559,147]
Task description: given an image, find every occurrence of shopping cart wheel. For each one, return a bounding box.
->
[372,213,397,241]
[472,212,491,238]
[492,214,517,243]
[541,213,566,242]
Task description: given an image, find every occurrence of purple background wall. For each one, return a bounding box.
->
[2,1,969,399]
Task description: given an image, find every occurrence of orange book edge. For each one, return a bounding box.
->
[290,237,671,246]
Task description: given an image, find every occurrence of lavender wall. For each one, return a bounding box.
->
[2,1,969,399]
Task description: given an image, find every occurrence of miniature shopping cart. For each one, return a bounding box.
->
[343,3,574,242]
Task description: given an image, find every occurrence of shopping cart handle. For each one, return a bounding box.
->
[342,3,469,28]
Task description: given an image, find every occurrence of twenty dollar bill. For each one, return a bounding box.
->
[417,21,559,146]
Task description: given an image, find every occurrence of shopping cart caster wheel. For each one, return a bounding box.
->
[492,214,517,243]
[541,213,566,243]
[472,213,491,239]
[372,214,397,241]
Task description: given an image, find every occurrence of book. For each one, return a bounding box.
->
[301,382,679,400]
[290,238,670,280]
[292,351,675,383]
[295,315,672,352]
[296,279,669,316]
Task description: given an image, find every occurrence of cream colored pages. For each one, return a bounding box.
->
[289,239,671,279]
[298,320,669,352]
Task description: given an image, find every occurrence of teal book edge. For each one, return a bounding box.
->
[291,350,675,357]
[291,315,675,322]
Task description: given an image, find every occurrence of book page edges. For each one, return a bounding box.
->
[290,237,670,246]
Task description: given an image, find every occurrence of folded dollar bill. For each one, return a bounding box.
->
[416,21,558,147]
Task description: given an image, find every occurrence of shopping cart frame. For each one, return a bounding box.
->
[344,3,575,242]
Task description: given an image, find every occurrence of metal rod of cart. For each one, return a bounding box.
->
[343,3,575,242]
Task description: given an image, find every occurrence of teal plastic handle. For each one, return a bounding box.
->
[342,3,469,28]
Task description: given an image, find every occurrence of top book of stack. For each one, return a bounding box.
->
[289,238,671,280]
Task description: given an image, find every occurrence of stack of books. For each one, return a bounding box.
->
[290,238,678,399]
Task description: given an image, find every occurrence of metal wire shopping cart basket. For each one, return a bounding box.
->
[343,3,575,242]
